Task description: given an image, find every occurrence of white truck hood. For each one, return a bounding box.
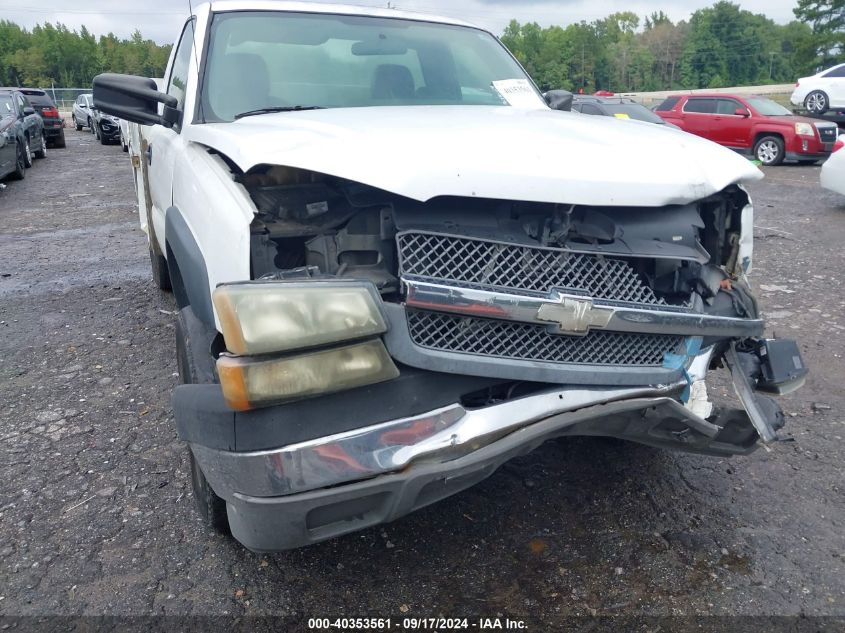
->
[185,106,762,207]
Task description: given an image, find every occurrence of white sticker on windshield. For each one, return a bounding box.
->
[491,79,545,109]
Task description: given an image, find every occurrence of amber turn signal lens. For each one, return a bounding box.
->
[217,340,399,411]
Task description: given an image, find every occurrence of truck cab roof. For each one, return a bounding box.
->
[203,0,477,29]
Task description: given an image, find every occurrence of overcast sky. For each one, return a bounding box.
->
[0,0,801,44]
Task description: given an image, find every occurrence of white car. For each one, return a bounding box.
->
[791,63,845,114]
[821,138,845,195]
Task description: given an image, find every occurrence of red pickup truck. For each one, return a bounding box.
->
[655,93,839,166]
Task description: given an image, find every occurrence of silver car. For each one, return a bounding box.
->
[71,93,94,131]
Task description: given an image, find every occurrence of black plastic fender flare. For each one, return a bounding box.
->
[165,207,215,327]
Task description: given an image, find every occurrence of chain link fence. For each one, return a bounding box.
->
[38,87,92,114]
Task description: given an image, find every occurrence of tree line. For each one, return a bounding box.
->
[0,21,171,88]
[502,0,844,93]
[0,0,842,91]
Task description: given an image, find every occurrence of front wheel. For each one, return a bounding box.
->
[177,308,230,535]
[149,246,172,291]
[100,127,109,145]
[10,142,26,180]
[805,90,829,115]
[89,118,95,134]
[34,134,47,159]
[23,138,33,168]
[754,136,784,166]
[73,115,82,131]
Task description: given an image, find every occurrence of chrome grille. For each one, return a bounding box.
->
[397,232,666,306]
[407,310,683,367]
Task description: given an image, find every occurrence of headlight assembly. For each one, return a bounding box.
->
[794,122,815,137]
[213,280,388,355]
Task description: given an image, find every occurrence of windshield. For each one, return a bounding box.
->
[201,11,544,122]
[747,97,791,116]
[602,103,665,124]
[0,95,13,117]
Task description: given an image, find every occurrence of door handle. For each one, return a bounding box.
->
[145,145,152,165]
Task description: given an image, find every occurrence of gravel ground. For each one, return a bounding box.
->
[1,129,844,625]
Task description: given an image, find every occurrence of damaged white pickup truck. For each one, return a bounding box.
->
[94,1,807,552]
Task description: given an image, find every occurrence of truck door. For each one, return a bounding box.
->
[680,98,718,141]
[146,19,196,255]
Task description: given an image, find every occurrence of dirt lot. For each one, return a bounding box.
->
[1,129,844,625]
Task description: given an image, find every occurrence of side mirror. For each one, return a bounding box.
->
[93,73,179,128]
[23,106,36,116]
[544,89,574,112]
[735,108,750,117]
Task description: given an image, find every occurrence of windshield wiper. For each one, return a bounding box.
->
[234,105,325,120]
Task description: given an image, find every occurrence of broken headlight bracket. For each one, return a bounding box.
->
[724,339,807,443]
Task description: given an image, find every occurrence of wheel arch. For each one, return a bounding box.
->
[752,130,784,146]
[164,207,216,328]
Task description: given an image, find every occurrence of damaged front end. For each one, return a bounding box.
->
[178,162,807,549]
[227,164,805,452]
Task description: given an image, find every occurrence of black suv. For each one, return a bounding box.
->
[572,95,680,128]
[0,88,46,169]
[11,88,65,148]
[91,107,121,145]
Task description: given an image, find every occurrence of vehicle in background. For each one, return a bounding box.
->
[791,63,845,115]
[91,106,121,144]
[0,92,28,181]
[655,93,838,165]
[27,89,64,148]
[572,95,681,129]
[821,137,845,196]
[1,88,65,148]
[72,94,94,131]
[0,88,46,166]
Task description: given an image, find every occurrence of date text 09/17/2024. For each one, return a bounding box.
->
[307,618,528,630]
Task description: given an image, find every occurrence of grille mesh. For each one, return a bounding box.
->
[407,310,683,367]
[818,126,838,143]
[397,232,666,306]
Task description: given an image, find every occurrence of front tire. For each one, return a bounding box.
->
[34,134,47,159]
[177,308,229,535]
[88,118,94,134]
[73,115,82,131]
[10,142,26,180]
[805,90,829,115]
[23,138,33,168]
[100,127,109,145]
[149,246,172,291]
[754,135,784,166]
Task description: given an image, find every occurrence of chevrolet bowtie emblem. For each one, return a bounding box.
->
[535,297,614,334]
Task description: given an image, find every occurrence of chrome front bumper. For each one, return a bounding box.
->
[191,350,739,503]
[184,346,784,551]
[195,378,766,551]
